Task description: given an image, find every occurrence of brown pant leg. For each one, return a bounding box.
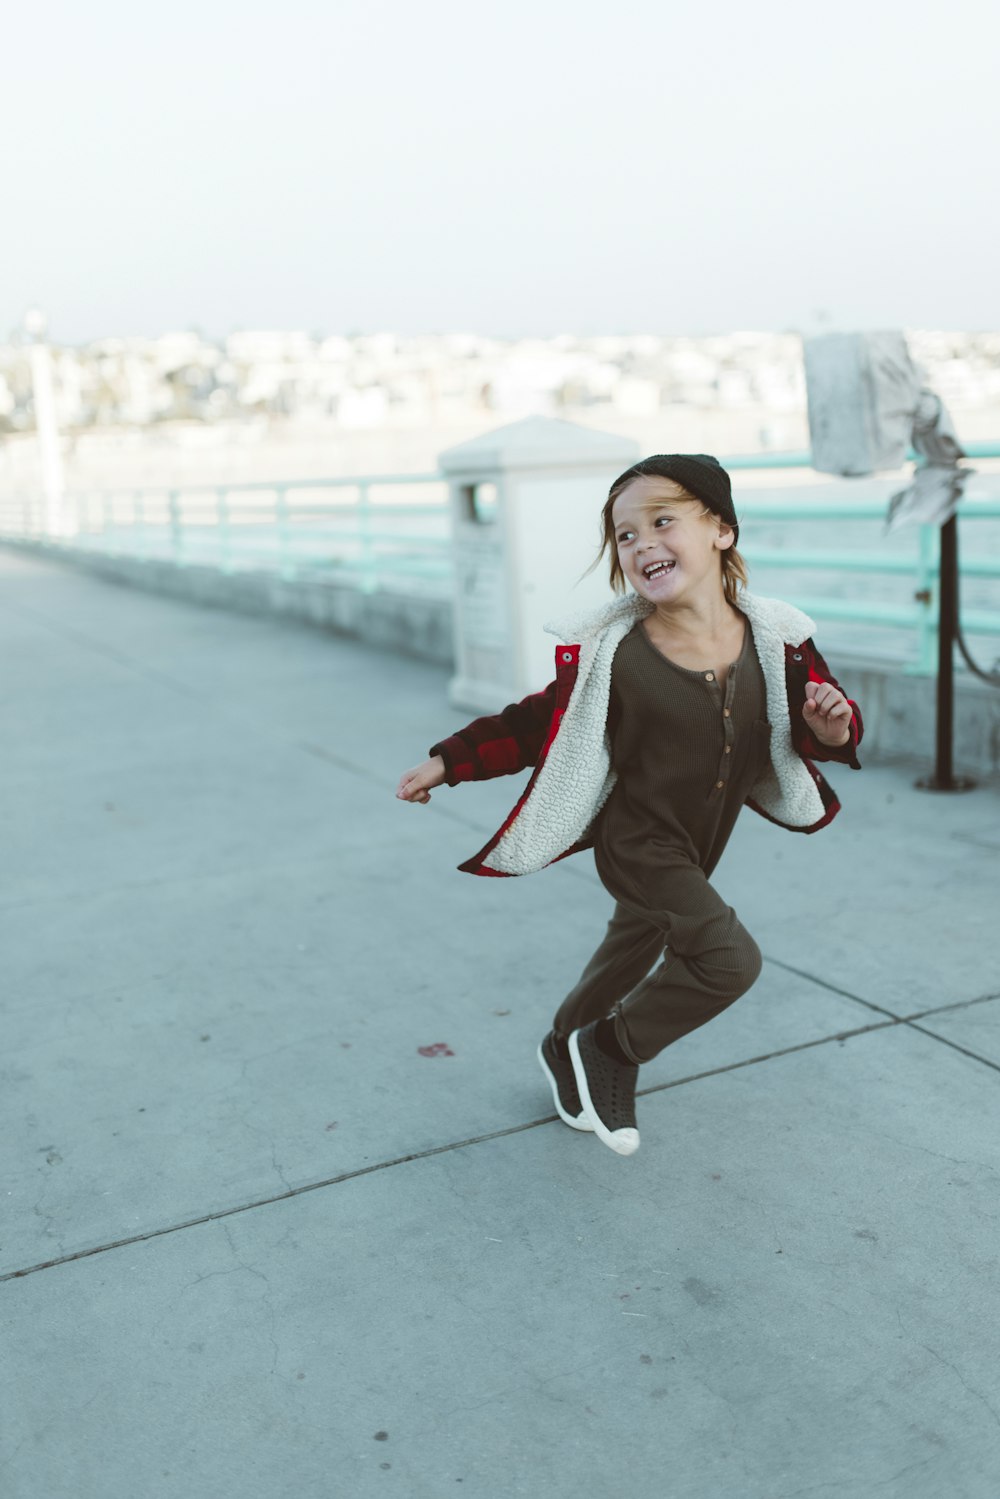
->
[553,864,762,1066]
[610,865,762,1065]
[552,901,666,1040]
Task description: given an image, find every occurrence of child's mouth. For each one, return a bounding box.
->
[642,561,675,581]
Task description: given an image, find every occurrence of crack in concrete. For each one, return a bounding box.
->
[236,1106,294,1194]
[918,1342,1000,1430]
[180,1265,246,1293]
[269,1142,293,1195]
[32,1196,64,1258]
[230,1028,344,1082]
[222,1224,280,1376]
[862,1128,994,1173]
[0,1382,108,1475]
[772,1452,944,1499]
[866,1454,942,1491]
[422,1366,581,1434]
[3,965,188,1018]
[0,1436,28,1474]
[771,1481,844,1498]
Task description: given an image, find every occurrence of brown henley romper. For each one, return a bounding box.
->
[552,615,771,1064]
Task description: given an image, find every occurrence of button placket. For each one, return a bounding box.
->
[716,660,738,787]
[703,670,724,787]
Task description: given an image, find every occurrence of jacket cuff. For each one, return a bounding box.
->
[429,736,477,787]
[801,712,861,768]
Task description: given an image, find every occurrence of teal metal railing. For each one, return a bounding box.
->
[733,492,1000,674]
[0,472,451,596]
[2,446,1000,674]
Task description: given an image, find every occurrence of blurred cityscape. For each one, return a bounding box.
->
[3,327,1000,436]
[3,328,1000,493]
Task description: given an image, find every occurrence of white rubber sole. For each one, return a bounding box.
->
[536,1042,594,1131]
[568,1028,640,1156]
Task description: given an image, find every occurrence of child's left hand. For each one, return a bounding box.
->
[802,681,853,746]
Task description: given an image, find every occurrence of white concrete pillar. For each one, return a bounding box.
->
[24,309,67,536]
[438,415,640,712]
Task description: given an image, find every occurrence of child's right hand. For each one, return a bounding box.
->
[396,754,447,805]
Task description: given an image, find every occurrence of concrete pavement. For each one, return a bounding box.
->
[3,546,1000,1499]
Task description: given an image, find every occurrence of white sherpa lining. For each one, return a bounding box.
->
[736,592,826,828]
[479,590,825,876]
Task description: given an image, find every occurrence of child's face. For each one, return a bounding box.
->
[611,477,733,606]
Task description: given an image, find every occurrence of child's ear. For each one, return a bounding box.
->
[715,522,736,552]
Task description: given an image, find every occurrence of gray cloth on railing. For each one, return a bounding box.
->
[803,330,923,476]
[886,390,975,533]
[885,462,974,532]
[802,330,975,531]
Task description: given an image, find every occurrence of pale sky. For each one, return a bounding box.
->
[5,0,999,345]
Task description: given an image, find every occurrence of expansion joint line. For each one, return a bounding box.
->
[4,989,999,1286]
[762,959,1000,1075]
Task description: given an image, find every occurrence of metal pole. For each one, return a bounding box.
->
[916,514,975,792]
[913,525,937,674]
[936,514,956,784]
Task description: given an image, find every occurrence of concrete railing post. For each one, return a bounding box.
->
[438,416,640,712]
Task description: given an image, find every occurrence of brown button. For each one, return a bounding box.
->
[716,780,724,789]
[724,745,732,754]
[705,672,714,681]
[723,708,731,718]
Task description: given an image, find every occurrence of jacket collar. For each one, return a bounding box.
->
[544,588,816,650]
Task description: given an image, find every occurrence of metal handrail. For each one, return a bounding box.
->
[2,453,999,672]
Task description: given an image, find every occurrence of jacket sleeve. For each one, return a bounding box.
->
[789,639,863,768]
[429,678,559,785]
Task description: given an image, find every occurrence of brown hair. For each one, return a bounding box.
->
[582,474,749,608]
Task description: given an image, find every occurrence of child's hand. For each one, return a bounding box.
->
[396,755,447,805]
[802,681,852,746]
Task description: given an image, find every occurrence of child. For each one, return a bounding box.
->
[396,454,862,1158]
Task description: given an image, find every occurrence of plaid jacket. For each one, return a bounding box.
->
[430,591,863,878]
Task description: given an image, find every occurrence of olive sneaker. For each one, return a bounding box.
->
[569,1020,640,1155]
[537,1031,594,1131]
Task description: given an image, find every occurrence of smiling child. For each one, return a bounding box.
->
[396,454,862,1157]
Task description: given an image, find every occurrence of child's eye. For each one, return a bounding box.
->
[617,515,672,543]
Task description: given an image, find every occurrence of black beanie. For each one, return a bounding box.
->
[610,453,739,545]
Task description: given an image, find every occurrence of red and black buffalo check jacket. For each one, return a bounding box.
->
[430,600,862,878]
